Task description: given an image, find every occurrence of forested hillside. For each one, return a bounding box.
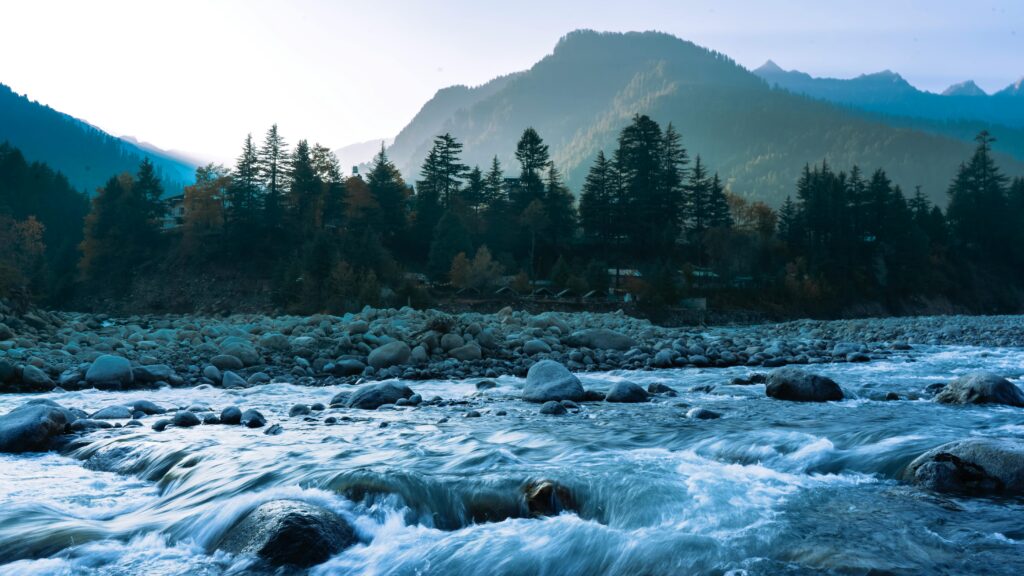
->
[388,30,1024,207]
[0,83,195,194]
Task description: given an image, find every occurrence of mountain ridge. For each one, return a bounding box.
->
[0,83,196,195]
[386,30,1024,207]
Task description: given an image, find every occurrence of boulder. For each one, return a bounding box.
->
[522,360,584,403]
[173,410,202,427]
[134,364,174,383]
[211,354,245,371]
[686,407,722,420]
[0,402,72,453]
[347,381,414,410]
[241,409,266,428]
[539,401,567,415]
[903,438,1024,495]
[331,359,366,376]
[70,418,113,432]
[765,367,844,402]
[217,500,357,568]
[220,406,243,425]
[0,359,16,383]
[258,333,291,352]
[449,342,482,361]
[604,381,649,403]
[566,328,635,351]
[933,372,1024,407]
[91,405,134,420]
[367,341,411,370]
[85,355,133,388]
[288,404,311,417]
[19,365,53,390]
[222,371,248,389]
[524,480,575,517]
[221,341,261,366]
[523,339,551,356]
[126,400,166,415]
[440,333,464,351]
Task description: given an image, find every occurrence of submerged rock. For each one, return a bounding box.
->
[933,372,1024,407]
[0,401,72,453]
[347,381,414,409]
[91,405,133,420]
[604,381,649,403]
[241,409,266,428]
[522,360,584,403]
[765,367,844,402]
[220,406,242,425]
[217,500,357,567]
[172,410,201,427]
[524,480,575,517]
[539,401,567,415]
[903,438,1024,495]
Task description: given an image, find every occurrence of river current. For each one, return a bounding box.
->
[1,344,1022,575]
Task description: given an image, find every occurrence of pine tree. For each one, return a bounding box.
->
[683,155,711,240]
[706,173,733,229]
[229,133,260,228]
[258,124,289,229]
[947,131,1010,256]
[288,139,319,234]
[615,114,666,251]
[542,163,576,250]
[133,157,166,221]
[481,156,512,256]
[366,144,409,249]
[459,166,486,214]
[513,128,550,212]
[312,143,346,229]
[579,150,617,245]
[777,195,799,246]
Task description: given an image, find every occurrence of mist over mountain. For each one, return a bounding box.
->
[0,83,195,195]
[333,137,395,176]
[388,30,1024,207]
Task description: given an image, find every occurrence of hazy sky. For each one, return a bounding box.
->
[2,0,1022,162]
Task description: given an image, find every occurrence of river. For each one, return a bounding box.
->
[1,344,1022,575]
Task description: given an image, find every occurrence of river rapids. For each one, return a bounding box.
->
[1,344,1023,575]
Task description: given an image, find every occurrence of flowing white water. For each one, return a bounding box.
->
[1,345,1023,575]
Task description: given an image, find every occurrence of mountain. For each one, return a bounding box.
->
[334,137,395,176]
[997,77,1024,97]
[388,30,1024,207]
[753,61,1024,128]
[0,83,196,195]
[941,80,986,97]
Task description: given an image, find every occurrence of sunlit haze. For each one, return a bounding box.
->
[2,0,1022,162]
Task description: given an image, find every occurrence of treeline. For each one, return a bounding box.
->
[2,118,1023,316]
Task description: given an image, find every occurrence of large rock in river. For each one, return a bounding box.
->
[903,438,1024,495]
[933,372,1024,407]
[565,328,635,351]
[0,401,74,453]
[605,380,650,403]
[217,500,357,567]
[85,355,134,388]
[765,366,844,402]
[347,381,414,409]
[522,360,584,403]
[367,341,411,370]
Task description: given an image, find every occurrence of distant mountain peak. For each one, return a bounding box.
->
[997,76,1024,96]
[942,80,987,96]
[755,59,785,74]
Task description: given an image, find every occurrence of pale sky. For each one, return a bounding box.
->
[2,0,1021,163]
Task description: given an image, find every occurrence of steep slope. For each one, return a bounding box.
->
[390,30,1024,206]
[0,83,195,194]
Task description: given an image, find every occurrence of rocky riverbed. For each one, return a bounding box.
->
[2,303,1024,574]
[6,303,1024,395]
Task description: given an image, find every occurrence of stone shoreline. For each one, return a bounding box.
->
[3,302,1024,394]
